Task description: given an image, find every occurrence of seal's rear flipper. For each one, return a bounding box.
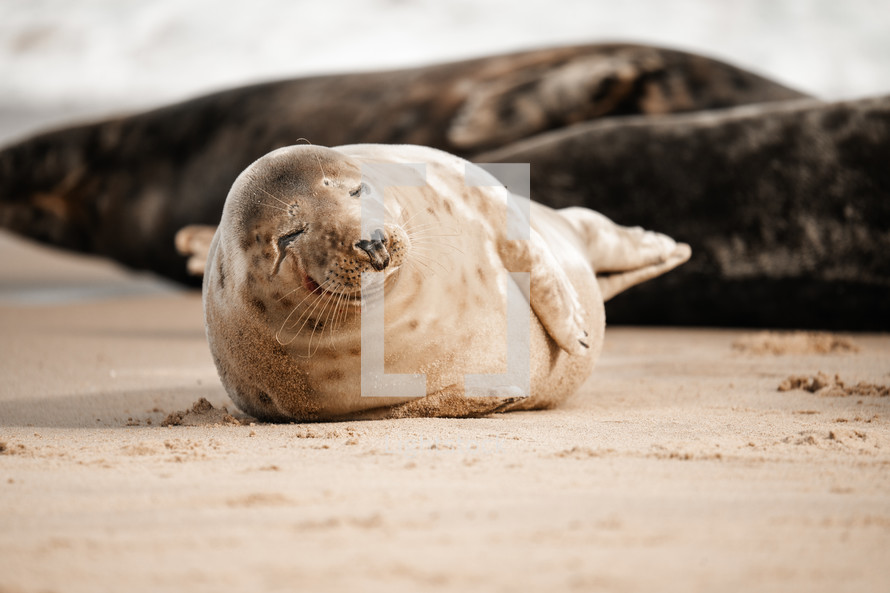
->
[175,225,218,276]
[596,243,691,301]
[557,207,691,301]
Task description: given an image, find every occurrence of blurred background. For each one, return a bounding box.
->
[0,0,888,304]
[1,0,889,145]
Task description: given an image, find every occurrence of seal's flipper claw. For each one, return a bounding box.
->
[175,224,218,276]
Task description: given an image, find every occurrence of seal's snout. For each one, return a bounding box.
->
[355,228,390,271]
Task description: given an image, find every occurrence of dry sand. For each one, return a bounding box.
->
[0,230,888,593]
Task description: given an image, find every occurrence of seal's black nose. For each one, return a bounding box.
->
[355,229,390,271]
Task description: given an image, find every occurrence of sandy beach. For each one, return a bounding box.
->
[0,230,887,593]
[2,2,889,590]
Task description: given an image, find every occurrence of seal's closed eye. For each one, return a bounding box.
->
[271,227,307,274]
[277,228,306,252]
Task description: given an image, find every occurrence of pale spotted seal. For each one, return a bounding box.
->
[191,144,690,421]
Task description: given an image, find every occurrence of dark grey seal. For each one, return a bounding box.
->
[0,43,802,283]
[478,96,890,329]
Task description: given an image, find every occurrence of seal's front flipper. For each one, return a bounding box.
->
[175,225,218,276]
[558,207,691,301]
[499,228,589,355]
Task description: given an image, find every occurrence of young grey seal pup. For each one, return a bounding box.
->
[191,144,690,421]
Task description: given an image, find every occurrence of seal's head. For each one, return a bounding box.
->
[204,145,410,420]
[219,144,408,308]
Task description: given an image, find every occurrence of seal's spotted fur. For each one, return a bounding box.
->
[190,144,690,421]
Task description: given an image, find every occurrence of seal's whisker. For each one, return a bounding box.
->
[274,329,299,346]
[290,278,338,333]
[276,286,301,302]
[325,283,343,337]
[309,278,346,353]
[410,242,462,260]
[405,219,460,230]
[341,288,358,321]
[405,219,462,234]
[414,257,449,276]
[254,186,292,209]
[289,306,328,355]
[335,286,352,330]
[392,266,405,287]
[253,200,289,213]
[293,138,330,183]
[331,290,350,343]
[276,294,312,343]
[306,289,336,356]
[404,225,463,238]
[408,249,450,275]
[405,232,464,257]
[405,223,464,248]
[389,264,416,291]
[408,257,453,276]
[409,239,466,257]
[405,248,439,269]
[313,153,329,184]
[397,209,429,229]
[278,282,326,330]
[328,291,345,342]
[407,232,463,241]
[290,290,330,334]
[276,276,337,344]
[405,230,464,244]
[405,257,433,280]
[276,293,318,346]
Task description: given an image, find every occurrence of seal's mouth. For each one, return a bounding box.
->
[301,272,321,293]
[299,269,365,302]
[274,227,395,303]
